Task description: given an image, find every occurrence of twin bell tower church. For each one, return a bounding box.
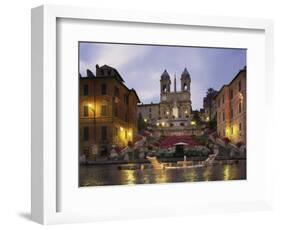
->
[159,68,192,120]
[138,67,193,134]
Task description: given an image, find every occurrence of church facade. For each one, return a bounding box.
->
[138,68,201,135]
[159,68,192,120]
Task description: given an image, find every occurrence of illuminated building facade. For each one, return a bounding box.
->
[215,67,246,144]
[138,68,196,135]
[79,64,140,158]
[159,68,192,120]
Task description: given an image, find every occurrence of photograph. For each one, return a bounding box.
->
[78,42,247,187]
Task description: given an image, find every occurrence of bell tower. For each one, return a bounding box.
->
[180,67,192,118]
[160,69,171,94]
[181,67,191,92]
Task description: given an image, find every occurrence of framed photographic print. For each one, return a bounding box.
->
[31,5,274,224]
[78,42,247,187]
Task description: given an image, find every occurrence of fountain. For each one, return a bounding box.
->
[146,156,165,169]
[146,148,219,170]
[119,145,219,171]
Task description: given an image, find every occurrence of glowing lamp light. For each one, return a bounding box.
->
[191,121,196,126]
[128,132,132,137]
[225,127,231,138]
[144,118,147,122]
[120,127,124,131]
[161,122,165,126]
[156,122,160,126]
[166,111,169,115]
[206,116,210,122]
[239,92,243,99]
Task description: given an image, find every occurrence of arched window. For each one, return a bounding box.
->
[183,83,188,91]
[162,85,167,92]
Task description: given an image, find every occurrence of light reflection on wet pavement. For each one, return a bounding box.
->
[79,160,246,187]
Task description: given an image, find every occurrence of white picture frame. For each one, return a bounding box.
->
[31,5,274,225]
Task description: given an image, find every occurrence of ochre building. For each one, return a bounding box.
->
[79,65,140,158]
[215,67,246,144]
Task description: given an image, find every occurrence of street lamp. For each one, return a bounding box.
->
[191,120,196,135]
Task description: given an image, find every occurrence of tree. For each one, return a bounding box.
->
[192,110,201,124]
[206,88,216,95]
[207,117,217,130]
[204,88,217,121]
[137,113,147,132]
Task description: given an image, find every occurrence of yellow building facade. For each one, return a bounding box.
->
[79,65,140,158]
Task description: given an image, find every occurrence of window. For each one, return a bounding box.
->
[222,111,225,121]
[239,123,242,131]
[231,108,234,119]
[222,94,224,104]
[124,95,129,105]
[162,85,167,92]
[100,69,104,75]
[83,84,89,96]
[231,126,234,135]
[101,83,107,95]
[125,130,128,139]
[218,98,220,107]
[114,86,119,97]
[101,105,107,116]
[115,127,118,137]
[149,107,152,112]
[149,113,152,119]
[238,81,241,92]
[83,105,89,117]
[239,101,242,113]
[114,107,118,117]
[101,126,107,140]
[83,127,89,141]
[230,89,233,99]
